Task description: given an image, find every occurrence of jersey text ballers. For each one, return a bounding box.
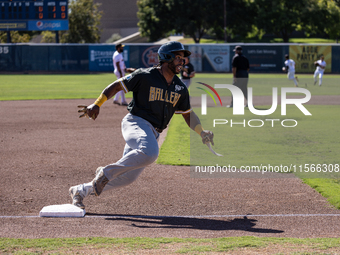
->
[149,87,181,107]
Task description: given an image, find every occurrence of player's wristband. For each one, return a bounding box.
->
[94,94,107,107]
[194,124,204,135]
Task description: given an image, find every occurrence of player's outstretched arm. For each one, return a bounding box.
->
[78,81,125,120]
[182,111,214,145]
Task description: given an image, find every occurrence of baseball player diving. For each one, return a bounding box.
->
[70,41,215,209]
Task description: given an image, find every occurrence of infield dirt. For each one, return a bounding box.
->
[1,96,340,239]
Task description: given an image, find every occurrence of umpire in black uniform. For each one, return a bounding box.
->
[229,45,249,107]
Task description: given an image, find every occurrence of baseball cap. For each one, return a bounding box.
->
[285,54,289,58]
[233,45,242,51]
[115,43,125,50]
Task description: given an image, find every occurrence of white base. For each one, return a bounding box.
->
[39,204,86,217]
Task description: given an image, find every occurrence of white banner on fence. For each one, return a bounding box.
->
[189,45,230,72]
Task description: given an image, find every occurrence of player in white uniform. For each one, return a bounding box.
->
[283,54,298,87]
[112,43,135,106]
[313,56,326,86]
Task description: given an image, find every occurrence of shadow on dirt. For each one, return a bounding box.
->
[86,214,284,233]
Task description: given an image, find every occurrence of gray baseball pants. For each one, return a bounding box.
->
[101,113,160,191]
[76,113,160,196]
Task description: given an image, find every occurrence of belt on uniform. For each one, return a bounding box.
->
[155,127,163,133]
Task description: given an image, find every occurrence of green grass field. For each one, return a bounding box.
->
[0,72,339,100]
[0,73,132,101]
[1,73,340,253]
[189,105,339,175]
[1,236,340,254]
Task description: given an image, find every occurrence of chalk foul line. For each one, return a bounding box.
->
[1,213,340,219]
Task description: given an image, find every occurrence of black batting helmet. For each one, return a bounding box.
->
[158,41,191,63]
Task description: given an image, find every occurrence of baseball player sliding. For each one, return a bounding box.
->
[70,41,215,209]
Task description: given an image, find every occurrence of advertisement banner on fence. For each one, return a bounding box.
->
[139,45,161,68]
[188,45,229,72]
[289,45,332,73]
[243,45,285,73]
[89,45,115,72]
[188,45,202,72]
[202,45,230,72]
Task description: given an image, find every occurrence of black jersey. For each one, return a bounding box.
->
[232,53,249,78]
[118,67,192,130]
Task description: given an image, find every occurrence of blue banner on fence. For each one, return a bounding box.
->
[89,45,132,72]
[240,45,288,73]
[89,45,115,72]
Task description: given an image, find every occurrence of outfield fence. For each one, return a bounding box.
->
[0,43,339,73]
